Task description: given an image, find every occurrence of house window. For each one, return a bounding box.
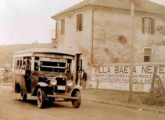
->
[76,14,83,31]
[142,17,155,34]
[144,48,152,62]
[61,19,65,35]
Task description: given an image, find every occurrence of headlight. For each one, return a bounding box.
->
[51,80,57,85]
[67,80,73,86]
[49,78,57,85]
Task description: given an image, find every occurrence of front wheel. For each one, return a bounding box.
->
[37,88,47,109]
[72,91,81,108]
[20,90,27,102]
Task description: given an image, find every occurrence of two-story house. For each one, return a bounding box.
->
[51,0,165,91]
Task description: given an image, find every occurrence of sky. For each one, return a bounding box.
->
[0,0,164,45]
[0,0,83,45]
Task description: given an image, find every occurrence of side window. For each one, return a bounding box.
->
[142,17,155,35]
[61,19,65,35]
[20,60,22,69]
[26,60,31,70]
[76,14,83,31]
[15,57,31,70]
[144,48,152,62]
[23,61,26,65]
[16,59,22,69]
[16,60,20,69]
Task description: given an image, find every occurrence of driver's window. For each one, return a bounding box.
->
[34,62,39,71]
[66,59,72,73]
[34,56,39,71]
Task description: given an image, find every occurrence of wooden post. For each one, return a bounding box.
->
[157,76,165,94]
[128,0,135,102]
[150,65,157,95]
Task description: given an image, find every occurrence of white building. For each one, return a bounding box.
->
[51,0,165,92]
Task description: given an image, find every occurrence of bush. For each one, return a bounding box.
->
[143,88,165,106]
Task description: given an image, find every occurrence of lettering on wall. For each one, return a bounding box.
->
[92,65,165,85]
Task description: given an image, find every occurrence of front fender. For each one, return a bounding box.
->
[32,82,49,96]
[70,85,81,96]
[37,82,49,87]
[73,85,82,90]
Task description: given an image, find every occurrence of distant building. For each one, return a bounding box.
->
[51,0,165,92]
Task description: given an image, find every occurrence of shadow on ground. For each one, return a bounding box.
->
[15,99,72,109]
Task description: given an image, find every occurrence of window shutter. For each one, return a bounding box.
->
[61,19,65,35]
[144,48,152,62]
[142,17,145,34]
[144,48,152,56]
[80,14,83,31]
[151,18,155,35]
[77,14,80,31]
[77,14,83,31]
[56,21,58,38]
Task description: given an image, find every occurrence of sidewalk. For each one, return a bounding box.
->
[81,89,165,113]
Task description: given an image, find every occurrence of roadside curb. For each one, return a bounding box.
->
[83,98,165,114]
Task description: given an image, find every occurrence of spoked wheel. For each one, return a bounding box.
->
[72,91,81,108]
[37,88,47,109]
[20,90,27,102]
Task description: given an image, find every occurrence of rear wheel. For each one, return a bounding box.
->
[15,83,21,93]
[72,91,81,108]
[20,90,27,102]
[37,88,47,109]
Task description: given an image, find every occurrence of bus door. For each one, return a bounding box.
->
[75,53,82,85]
[24,57,31,93]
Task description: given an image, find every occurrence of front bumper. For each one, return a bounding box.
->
[47,93,79,100]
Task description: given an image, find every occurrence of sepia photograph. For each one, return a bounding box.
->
[0,0,165,120]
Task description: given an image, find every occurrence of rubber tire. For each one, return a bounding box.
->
[37,88,47,109]
[20,90,27,102]
[72,91,81,108]
[49,97,55,104]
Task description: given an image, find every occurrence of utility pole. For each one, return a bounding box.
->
[128,0,135,102]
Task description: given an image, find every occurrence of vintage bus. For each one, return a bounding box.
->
[13,48,82,108]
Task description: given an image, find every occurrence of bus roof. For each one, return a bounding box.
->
[14,48,75,57]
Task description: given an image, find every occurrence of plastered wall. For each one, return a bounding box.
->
[54,6,165,91]
[93,7,165,64]
[89,64,165,92]
[55,8,93,70]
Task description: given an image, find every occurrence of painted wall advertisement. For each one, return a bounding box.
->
[89,64,165,92]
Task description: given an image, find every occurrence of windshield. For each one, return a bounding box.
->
[40,61,66,72]
[34,56,72,73]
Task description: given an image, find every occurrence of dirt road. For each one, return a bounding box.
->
[0,86,164,120]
